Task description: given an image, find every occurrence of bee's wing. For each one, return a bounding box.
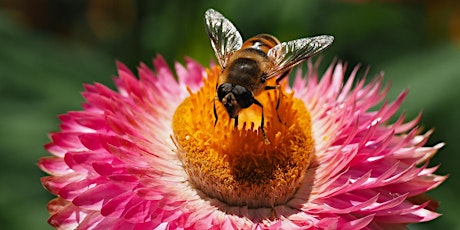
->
[265,35,334,79]
[204,9,243,69]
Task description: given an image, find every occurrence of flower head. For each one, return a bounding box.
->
[39,55,446,229]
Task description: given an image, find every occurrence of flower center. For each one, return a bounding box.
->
[172,67,315,208]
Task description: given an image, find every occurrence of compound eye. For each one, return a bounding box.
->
[217,83,233,101]
[232,85,253,108]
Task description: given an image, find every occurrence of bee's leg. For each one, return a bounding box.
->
[234,115,238,127]
[274,69,292,109]
[276,89,281,111]
[253,99,270,145]
[274,69,292,110]
[264,85,282,123]
[275,69,292,84]
[213,99,218,126]
[264,86,282,110]
[275,89,282,123]
[271,69,292,123]
[264,86,278,90]
[214,81,219,126]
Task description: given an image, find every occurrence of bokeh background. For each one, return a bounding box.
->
[1,0,459,229]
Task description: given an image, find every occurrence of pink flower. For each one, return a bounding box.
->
[39,55,446,229]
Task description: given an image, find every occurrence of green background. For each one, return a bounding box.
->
[1,0,459,229]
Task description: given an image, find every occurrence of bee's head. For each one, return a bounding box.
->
[217,83,254,118]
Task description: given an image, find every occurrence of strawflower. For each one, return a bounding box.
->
[39,55,446,229]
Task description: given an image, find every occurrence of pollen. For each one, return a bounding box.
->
[172,67,315,208]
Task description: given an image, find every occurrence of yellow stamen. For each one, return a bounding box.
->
[172,67,315,208]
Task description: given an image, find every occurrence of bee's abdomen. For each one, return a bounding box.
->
[241,34,280,54]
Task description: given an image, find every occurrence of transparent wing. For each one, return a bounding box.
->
[265,35,334,79]
[204,9,243,69]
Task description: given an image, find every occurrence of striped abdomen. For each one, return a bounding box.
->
[241,34,280,53]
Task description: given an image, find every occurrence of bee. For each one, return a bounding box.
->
[205,9,334,144]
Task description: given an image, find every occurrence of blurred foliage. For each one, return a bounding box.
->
[0,0,459,229]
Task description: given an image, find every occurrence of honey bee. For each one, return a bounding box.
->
[205,9,334,143]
